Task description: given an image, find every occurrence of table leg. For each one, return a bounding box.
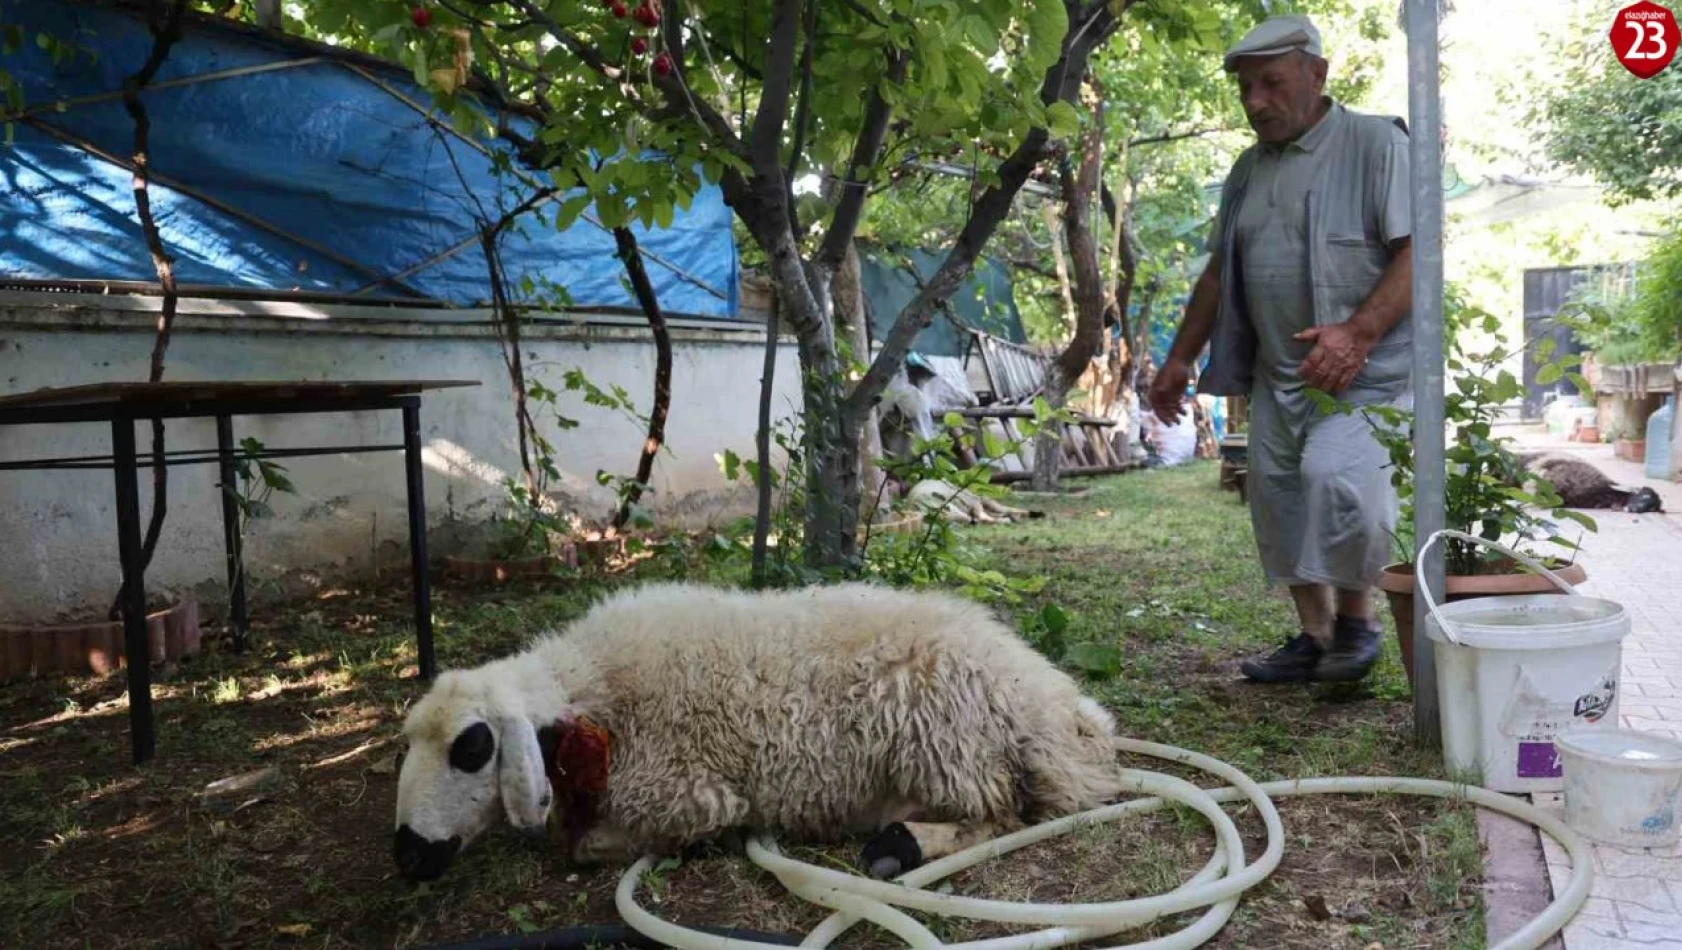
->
[216,415,249,653]
[402,403,435,681]
[111,416,155,765]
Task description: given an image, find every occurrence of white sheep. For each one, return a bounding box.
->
[393,581,1125,881]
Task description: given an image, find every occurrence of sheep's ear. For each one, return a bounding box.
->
[497,715,552,834]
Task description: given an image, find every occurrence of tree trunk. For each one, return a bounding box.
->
[751,293,779,588]
[832,241,887,525]
[1100,177,1143,388]
[1030,85,1107,493]
[611,227,673,532]
[1045,201,1076,336]
[800,358,863,574]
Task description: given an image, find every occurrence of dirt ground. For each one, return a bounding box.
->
[0,466,1483,950]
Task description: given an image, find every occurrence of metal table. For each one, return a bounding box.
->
[0,380,478,764]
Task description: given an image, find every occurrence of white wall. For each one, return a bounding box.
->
[0,292,800,622]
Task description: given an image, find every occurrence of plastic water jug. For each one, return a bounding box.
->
[1647,397,1673,480]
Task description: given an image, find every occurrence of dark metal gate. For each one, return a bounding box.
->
[1520,263,1634,420]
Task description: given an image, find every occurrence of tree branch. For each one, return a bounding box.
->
[1127,126,1228,148]
[504,0,623,80]
[751,0,803,182]
[845,1,1126,419]
[832,0,888,29]
[107,0,189,623]
[813,49,906,274]
[1054,88,1106,382]
[711,38,765,82]
[610,226,673,532]
[784,0,820,235]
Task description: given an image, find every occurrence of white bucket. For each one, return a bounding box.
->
[1419,530,1630,793]
[1555,728,1682,849]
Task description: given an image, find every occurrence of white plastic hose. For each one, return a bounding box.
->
[614,737,1593,950]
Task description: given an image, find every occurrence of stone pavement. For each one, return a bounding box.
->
[1502,426,1682,950]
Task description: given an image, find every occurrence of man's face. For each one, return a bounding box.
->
[1232,52,1328,145]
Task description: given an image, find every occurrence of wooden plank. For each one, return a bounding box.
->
[1083,425,1117,467]
[949,406,1117,427]
[988,463,1138,484]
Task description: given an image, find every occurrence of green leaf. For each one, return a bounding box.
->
[1022,0,1069,77]
[1067,643,1123,680]
[412,45,429,89]
[962,15,1000,55]
[553,194,592,232]
[1039,602,1070,635]
[1046,101,1081,139]
[720,448,741,482]
[1559,509,1598,531]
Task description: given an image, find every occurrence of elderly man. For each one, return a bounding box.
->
[1149,15,1414,685]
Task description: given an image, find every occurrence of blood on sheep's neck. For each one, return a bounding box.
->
[542,717,611,843]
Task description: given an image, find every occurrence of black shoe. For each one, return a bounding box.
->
[1239,633,1324,683]
[1314,616,1382,682]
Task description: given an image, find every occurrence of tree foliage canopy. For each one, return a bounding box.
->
[1530,1,1682,206]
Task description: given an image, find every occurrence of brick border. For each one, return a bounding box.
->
[1480,805,1567,949]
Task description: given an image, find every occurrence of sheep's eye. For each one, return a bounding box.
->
[449,722,495,773]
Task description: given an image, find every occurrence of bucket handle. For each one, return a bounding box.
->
[1416,529,1583,646]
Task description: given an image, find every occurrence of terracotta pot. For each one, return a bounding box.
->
[1615,438,1647,463]
[0,597,201,683]
[1376,560,1588,688]
[1574,424,1601,444]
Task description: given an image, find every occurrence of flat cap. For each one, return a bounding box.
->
[1223,14,1323,72]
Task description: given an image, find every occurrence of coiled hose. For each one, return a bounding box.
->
[612,738,1593,950]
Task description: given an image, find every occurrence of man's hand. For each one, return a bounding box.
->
[1148,358,1192,425]
[1294,322,1374,395]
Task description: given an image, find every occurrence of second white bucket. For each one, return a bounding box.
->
[1420,530,1631,794]
[1555,727,1682,849]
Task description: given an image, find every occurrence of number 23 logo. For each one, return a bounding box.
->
[1626,18,1671,57]
[1613,1,1681,79]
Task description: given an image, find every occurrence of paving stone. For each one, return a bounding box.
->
[1500,431,1682,950]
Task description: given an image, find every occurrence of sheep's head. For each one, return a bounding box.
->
[392,668,560,881]
[1628,486,1664,514]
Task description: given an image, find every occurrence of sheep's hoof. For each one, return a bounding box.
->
[860,822,923,880]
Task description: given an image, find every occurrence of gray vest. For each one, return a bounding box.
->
[1197,110,1415,403]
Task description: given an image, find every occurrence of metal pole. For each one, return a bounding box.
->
[1406,0,1446,748]
[402,401,436,681]
[216,415,250,653]
[112,415,156,765]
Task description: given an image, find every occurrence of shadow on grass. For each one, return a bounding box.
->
[0,462,1481,950]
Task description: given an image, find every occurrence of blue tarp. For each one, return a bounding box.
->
[858,248,1027,359]
[0,0,739,317]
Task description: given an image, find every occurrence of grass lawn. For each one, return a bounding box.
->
[0,461,1482,950]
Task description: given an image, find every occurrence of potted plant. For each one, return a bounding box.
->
[1611,420,1647,463]
[1312,290,1596,687]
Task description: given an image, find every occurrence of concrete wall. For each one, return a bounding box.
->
[0,292,800,622]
